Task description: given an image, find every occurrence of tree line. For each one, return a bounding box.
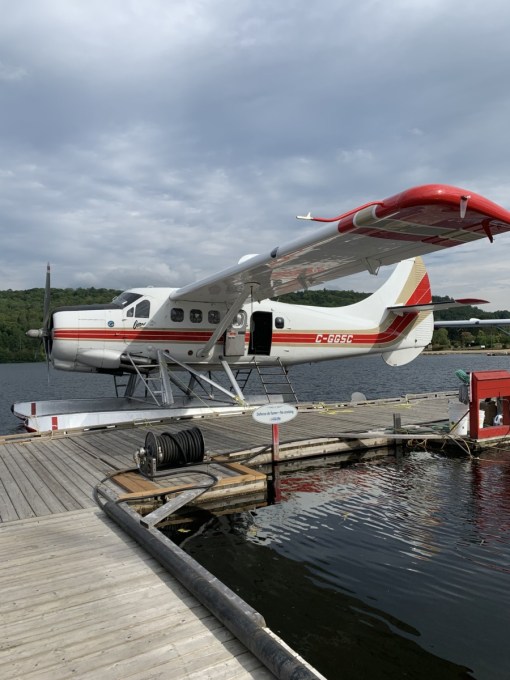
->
[0,287,120,363]
[1,286,509,363]
[277,291,510,349]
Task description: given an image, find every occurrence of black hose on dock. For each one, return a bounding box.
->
[144,427,205,468]
[100,496,323,680]
[160,427,205,465]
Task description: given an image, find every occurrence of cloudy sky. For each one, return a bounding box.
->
[2,0,510,309]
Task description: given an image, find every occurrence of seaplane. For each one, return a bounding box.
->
[14,183,510,433]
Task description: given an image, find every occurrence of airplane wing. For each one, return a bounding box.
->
[435,318,510,328]
[171,184,510,305]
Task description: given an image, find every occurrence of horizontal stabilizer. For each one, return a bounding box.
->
[388,298,488,316]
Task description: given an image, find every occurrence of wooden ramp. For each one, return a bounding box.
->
[0,508,277,680]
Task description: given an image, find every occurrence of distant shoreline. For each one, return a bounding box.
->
[424,349,509,355]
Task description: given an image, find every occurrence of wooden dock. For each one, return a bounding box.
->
[0,393,456,679]
[0,392,455,524]
[0,508,281,679]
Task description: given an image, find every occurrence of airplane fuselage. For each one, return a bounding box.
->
[50,268,432,375]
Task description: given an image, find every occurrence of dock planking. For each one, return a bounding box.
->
[0,393,454,680]
[0,393,455,524]
[0,508,277,680]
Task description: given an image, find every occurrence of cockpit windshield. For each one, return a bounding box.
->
[112,292,142,307]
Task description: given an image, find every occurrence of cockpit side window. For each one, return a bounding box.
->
[135,300,150,318]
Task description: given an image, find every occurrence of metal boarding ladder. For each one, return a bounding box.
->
[114,354,175,406]
[235,358,298,403]
[233,366,254,393]
[141,370,174,406]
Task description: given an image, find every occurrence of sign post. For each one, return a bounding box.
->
[272,423,279,458]
[253,403,298,504]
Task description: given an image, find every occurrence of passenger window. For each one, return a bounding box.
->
[126,307,134,318]
[275,317,285,329]
[190,309,202,323]
[232,310,247,329]
[135,300,150,318]
[171,308,184,322]
[208,310,220,324]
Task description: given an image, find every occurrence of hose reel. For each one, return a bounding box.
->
[137,427,205,478]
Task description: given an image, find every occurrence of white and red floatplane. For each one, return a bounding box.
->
[15,184,510,433]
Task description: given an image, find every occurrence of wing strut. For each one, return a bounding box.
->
[219,357,246,403]
[161,350,246,405]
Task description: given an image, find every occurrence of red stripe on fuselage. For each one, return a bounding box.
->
[54,329,215,342]
[53,273,430,350]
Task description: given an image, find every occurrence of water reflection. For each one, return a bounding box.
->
[184,453,510,679]
[185,514,473,679]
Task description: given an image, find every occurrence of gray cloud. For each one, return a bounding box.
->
[1,0,510,308]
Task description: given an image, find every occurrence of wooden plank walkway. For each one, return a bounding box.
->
[0,508,276,680]
[0,393,453,679]
[0,393,454,524]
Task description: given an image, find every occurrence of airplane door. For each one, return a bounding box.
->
[248,311,273,355]
[224,310,247,356]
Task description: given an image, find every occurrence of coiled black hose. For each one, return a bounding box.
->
[144,427,205,468]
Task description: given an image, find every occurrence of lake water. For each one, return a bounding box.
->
[184,450,510,679]
[3,353,510,434]
[2,355,510,678]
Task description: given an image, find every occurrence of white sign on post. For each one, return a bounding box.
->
[252,403,298,425]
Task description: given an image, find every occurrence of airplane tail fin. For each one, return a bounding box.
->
[381,257,434,366]
[348,257,434,366]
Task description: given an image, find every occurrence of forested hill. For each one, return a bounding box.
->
[278,290,510,323]
[0,287,120,362]
[277,289,369,307]
[1,286,509,362]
